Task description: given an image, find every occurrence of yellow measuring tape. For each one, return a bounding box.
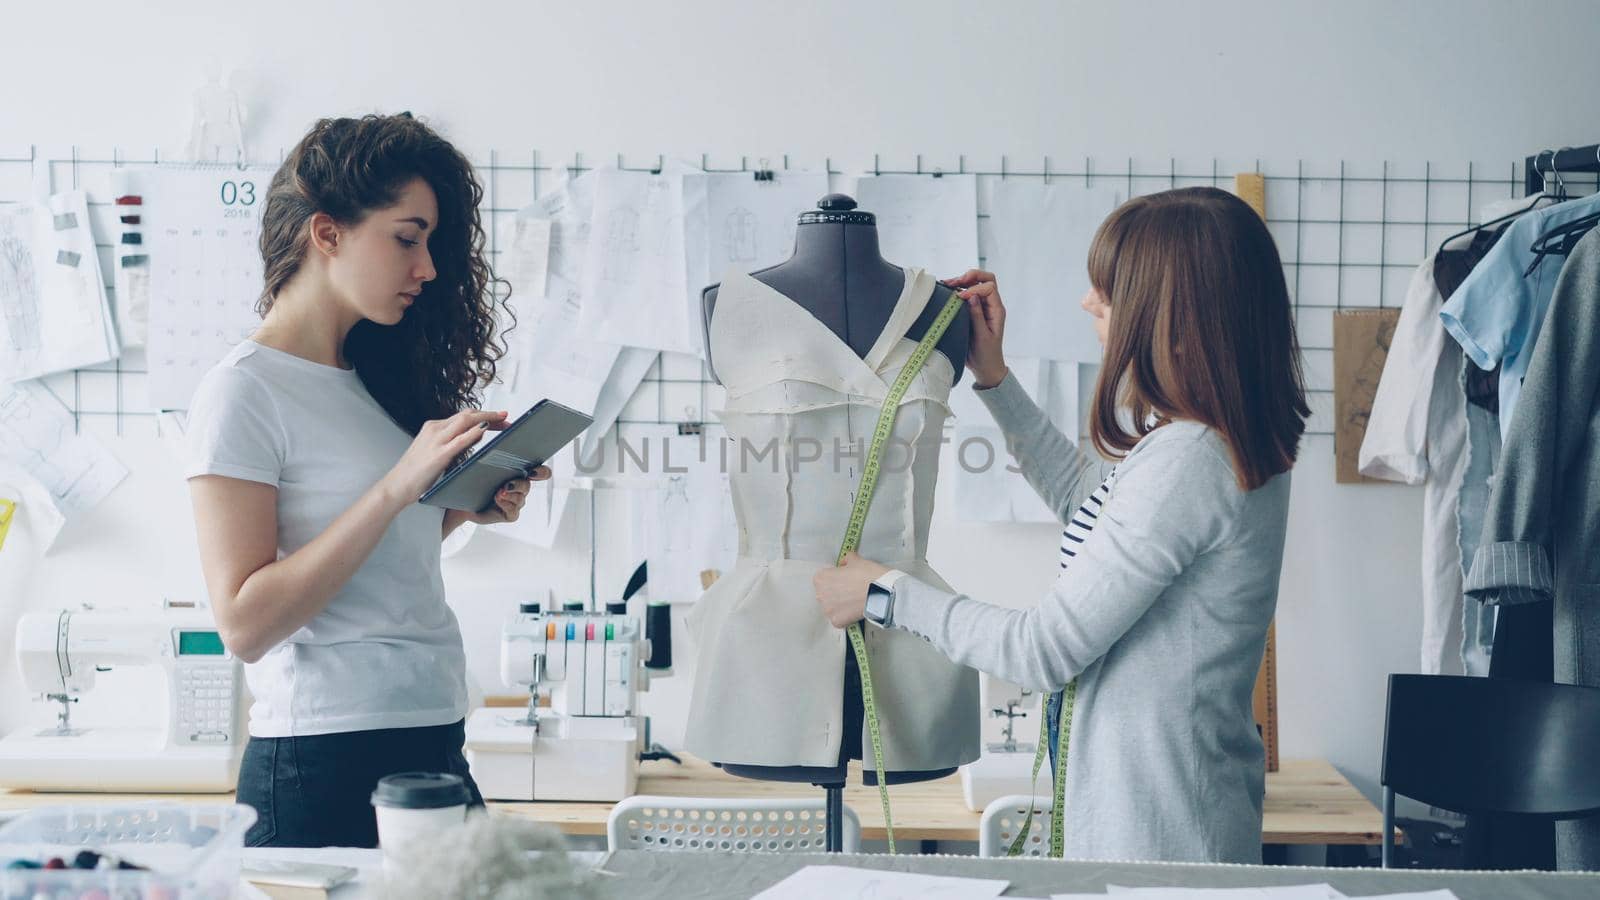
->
[835,289,965,855]
[0,499,15,552]
[1006,680,1074,857]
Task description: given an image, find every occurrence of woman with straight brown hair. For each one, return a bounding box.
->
[815,186,1310,863]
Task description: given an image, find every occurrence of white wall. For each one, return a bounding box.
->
[4,0,1599,812]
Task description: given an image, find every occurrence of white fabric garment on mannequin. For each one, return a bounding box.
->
[684,266,980,771]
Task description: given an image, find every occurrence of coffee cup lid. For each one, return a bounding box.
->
[371,772,471,810]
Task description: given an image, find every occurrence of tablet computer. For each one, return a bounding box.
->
[419,399,593,512]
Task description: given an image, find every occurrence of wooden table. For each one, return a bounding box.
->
[2,756,1389,847]
[492,755,1389,845]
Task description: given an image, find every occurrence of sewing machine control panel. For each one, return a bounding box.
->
[173,629,237,746]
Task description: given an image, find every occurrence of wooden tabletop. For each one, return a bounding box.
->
[491,755,1390,845]
[2,756,1388,846]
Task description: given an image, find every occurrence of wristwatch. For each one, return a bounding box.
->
[864,569,909,627]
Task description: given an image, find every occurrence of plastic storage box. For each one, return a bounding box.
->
[0,803,255,899]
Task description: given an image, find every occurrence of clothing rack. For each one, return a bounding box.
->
[1483,143,1599,689]
[1523,144,1600,196]
[1462,143,1600,872]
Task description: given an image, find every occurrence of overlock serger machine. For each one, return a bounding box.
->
[0,602,245,792]
[465,599,671,802]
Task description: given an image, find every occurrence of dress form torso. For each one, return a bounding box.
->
[693,196,974,787]
[702,195,969,390]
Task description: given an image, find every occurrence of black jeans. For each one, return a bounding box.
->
[237,719,484,848]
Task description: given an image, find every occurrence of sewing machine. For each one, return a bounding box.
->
[0,604,244,792]
[465,605,656,802]
[959,673,1051,811]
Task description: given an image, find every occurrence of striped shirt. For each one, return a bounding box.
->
[1061,470,1117,569]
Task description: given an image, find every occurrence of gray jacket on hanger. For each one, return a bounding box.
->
[1464,226,1600,870]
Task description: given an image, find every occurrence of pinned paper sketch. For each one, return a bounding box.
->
[947,359,1041,426]
[0,191,119,382]
[501,215,551,301]
[473,173,653,549]
[497,177,621,419]
[683,171,829,296]
[477,350,577,551]
[184,74,249,163]
[473,443,581,551]
[140,164,280,409]
[0,381,128,551]
[641,430,738,603]
[986,181,1122,363]
[948,360,1080,524]
[579,164,703,357]
[579,346,657,467]
[851,174,979,279]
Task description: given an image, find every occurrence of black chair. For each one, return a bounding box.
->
[1381,674,1600,867]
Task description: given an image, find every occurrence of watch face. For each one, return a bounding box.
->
[866,585,889,622]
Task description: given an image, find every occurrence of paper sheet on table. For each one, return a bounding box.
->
[1337,893,1457,900]
[579,164,702,357]
[639,428,738,603]
[986,182,1121,363]
[683,170,829,298]
[1344,883,1459,890]
[1102,884,1346,898]
[851,174,979,280]
[140,164,280,409]
[0,190,120,382]
[948,360,1080,523]
[0,381,128,551]
[752,865,1008,900]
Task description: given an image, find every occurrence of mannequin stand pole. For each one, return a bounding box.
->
[824,785,844,852]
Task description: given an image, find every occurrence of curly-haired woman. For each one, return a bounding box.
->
[184,113,550,848]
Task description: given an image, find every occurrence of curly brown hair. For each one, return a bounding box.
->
[256,113,509,435]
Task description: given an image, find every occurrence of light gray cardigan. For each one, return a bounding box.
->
[891,371,1292,863]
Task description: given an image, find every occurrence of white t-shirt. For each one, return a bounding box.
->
[184,340,466,737]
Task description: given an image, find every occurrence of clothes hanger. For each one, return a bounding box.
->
[1434,149,1562,257]
[1524,147,1599,275]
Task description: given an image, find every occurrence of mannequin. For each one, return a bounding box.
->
[695,194,972,788]
[702,195,968,391]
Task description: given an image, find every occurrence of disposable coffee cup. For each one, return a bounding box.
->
[371,772,471,875]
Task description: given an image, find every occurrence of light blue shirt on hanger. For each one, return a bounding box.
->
[1440,190,1600,439]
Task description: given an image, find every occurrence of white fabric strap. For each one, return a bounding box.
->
[863,268,936,372]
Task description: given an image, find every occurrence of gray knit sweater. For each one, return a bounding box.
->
[891,370,1292,863]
